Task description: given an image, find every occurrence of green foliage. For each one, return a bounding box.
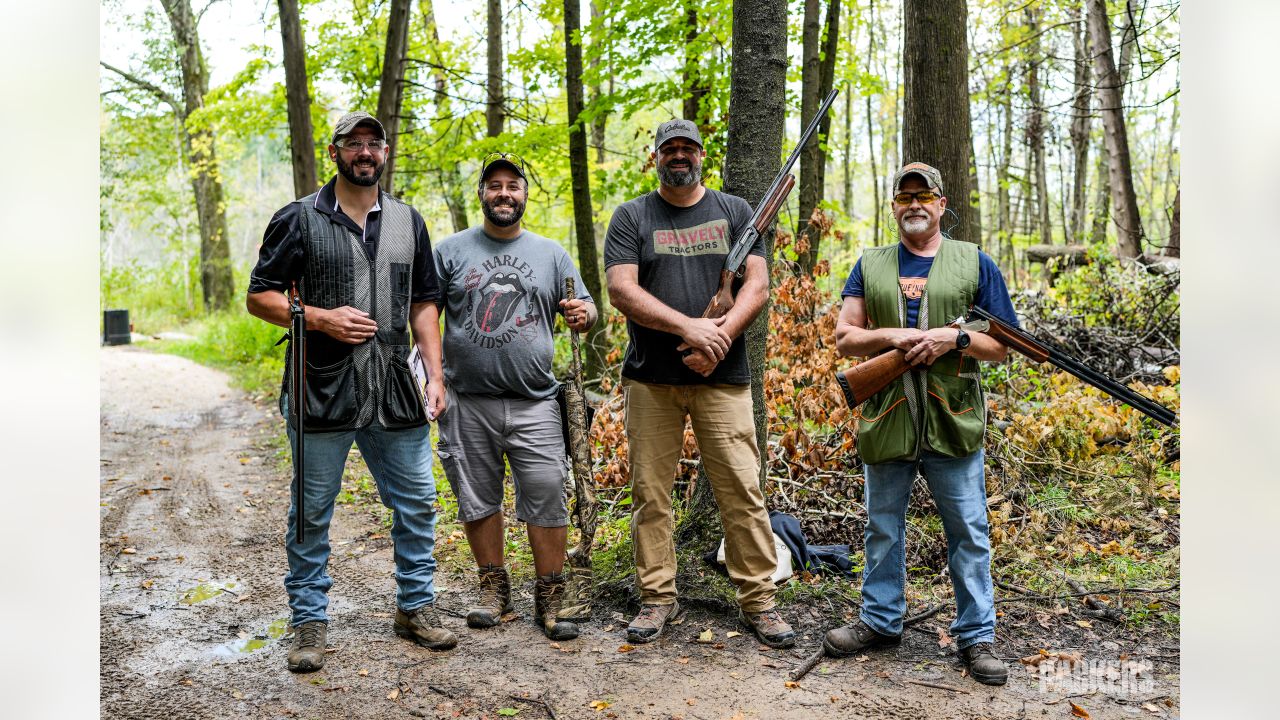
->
[159,310,285,395]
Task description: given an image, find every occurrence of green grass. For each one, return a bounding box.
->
[156,310,285,396]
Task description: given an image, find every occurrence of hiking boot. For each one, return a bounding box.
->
[286,621,327,673]
[466,564,513,629]
[742,608,797,649]
[822,619,902,658]
[625,601,682,644]
[959,642,1008,686]
[394,604,457,650]
[534,572,579,641]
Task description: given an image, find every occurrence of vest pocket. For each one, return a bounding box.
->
[856,381,917,465]
[382,352,429,429]
[388,262,411,334]
[924,373,985,457]
[300,354,360,431]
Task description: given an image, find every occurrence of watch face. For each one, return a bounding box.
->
[956,330,971,349]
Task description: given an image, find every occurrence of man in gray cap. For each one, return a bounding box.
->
[247,111,455,672]
[823,161,1019,685]
[433,151,596,641]
[603,119,796,649]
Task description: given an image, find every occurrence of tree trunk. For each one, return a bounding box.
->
[1025,5,1051,245]
[563,0,606,381]
[797,0,840,273]
[160,0,233,312]
[590,1,607,167]
[682,3,710,124]
[1086,0,1143,258]
[1167,187,1179,258]
[902,0,981,244]
[865,0,881,245]
[376,0,412,195]
[422,0,468,231]
[278,0,317,199]
[1090,0,1136,247]
[1068,7,1091,244]
[675,0,787,545]
[795,0,821,264]
[997,65,1013,265]
[486,0,505,137]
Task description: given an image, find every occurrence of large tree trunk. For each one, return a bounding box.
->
[277,0,317,199]
[422,0,468,231]
[590,1,608,167]
[1068,7,1091,244]
[1167,187,1179,258]
[486,0,505,137]
[996,65,1013,265]
[1025,5,1051,245]
[797,0,840,273]
[865,0,881,246]
[563,0,606,381]
[902,0,981,244]
[795,0,821,262]
[1086,0,1143,258]
[376,0,412,195]
[160,0,233,312]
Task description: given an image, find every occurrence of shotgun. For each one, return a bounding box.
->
[558,278,598,621]
[697,88,840,320]
[833,305,1178,428]
[289,284,306,544]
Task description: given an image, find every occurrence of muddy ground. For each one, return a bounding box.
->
[100,346,1180,719]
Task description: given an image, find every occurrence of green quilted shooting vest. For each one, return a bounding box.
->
[857,239,985,464]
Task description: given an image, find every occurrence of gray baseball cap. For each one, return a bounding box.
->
[654,118,703,149]
[892,162,944,194]
[331,111,386,144]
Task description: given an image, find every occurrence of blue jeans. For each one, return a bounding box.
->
[284,405,438,626]
[860,449,995,649]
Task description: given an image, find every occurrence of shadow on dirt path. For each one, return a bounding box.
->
[100,346,1178,719]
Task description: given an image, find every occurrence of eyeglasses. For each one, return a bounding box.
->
[335,138,387,152]
[892,190,940,206]
[481,151,528,174]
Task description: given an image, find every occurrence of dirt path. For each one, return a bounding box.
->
[100,346,1179,719]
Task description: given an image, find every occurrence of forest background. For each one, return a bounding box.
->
[99,0,1181,634]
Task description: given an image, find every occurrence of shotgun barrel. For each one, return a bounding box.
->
[289,285,306,544]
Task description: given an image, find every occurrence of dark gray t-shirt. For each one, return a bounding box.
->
[603,188,761,385]
[435,227,592,400]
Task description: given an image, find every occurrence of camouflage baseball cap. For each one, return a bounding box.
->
[892,162,944,194]
[331,111,386,144]
[654,118,703,149]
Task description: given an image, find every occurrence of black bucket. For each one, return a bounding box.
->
[103,309,131,346]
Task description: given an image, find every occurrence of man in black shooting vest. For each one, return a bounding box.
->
[247,111,454,672]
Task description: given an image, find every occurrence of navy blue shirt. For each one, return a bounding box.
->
[841,243,1019,328]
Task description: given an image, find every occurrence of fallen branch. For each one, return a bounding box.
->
[1065,577,1127,623]
[790,604,945,682]
[510,692,557,719]
[905,679,970,694]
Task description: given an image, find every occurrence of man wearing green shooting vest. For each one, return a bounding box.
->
[823,163,1019,686]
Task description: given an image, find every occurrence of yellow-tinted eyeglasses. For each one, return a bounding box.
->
[892,190,940,206]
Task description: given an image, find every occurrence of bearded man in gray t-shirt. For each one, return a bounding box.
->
[434,153,596,641]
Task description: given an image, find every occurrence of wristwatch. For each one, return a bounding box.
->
[954,327,971,351]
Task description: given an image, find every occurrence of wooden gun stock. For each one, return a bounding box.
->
[834,350,911,407]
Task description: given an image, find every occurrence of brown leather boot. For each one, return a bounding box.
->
[534,572,579,640]
[393,604,457,650]
[286,621,327,673]
[466,564,513,629]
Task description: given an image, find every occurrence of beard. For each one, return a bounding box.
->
[336,153,384,187]
[657,160,702,188]
[482,196,526,227]
[901,215,931,234]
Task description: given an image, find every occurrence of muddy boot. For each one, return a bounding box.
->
[742,608,797,649]
[394,604,458,650]
[822,619,902,658]
[286,621,327,673]
[534,572,579,641]
[625,601,682,644]
[466,564,513,629]
[959,642,1008,686]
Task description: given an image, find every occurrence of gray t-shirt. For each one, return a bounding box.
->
[603,188,761,385]
[435,226,593,400]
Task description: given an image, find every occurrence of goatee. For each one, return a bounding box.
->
[657,163,702,188]
[336,155,384,187]
[482,198,526,227]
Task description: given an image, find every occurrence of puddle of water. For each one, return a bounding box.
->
[211,618,290,657]
[178,580,238,605]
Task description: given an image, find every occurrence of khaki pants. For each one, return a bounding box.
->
[624,379,778,613]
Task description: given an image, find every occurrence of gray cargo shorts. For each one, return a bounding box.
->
[435,388,570,527]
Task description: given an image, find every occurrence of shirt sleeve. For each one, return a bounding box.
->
[410,210,443,304]
[603,203,641,269]
[840,257,865,298]
[247,204,305,294]
[976,251,1020,328]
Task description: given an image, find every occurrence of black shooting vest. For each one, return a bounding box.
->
[280,192,428,432]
